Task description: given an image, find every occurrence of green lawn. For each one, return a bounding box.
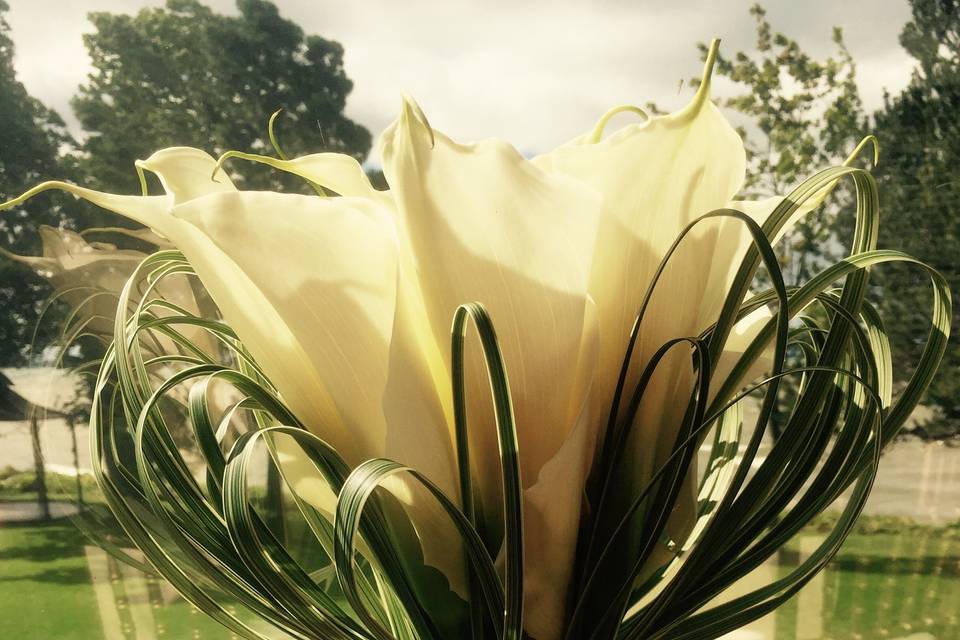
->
[0,518,101,640]
[0,516,236,640]
[1,510,958,639]
[773,525,960,639]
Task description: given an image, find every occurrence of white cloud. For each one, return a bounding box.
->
[7,0,916,163]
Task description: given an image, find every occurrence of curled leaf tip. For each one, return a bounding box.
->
[210,148,329,197]
[134,161,150,196]
[210,151,241,183]
[589,105,650,143]
[268,108,289,160]
[844,135,880,168]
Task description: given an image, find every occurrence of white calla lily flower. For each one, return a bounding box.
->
[2,41,865,640]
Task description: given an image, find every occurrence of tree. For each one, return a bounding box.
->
[872,0,960,438]
[0,0,77,366]
[73,0,372,195]
[696,4,867,285]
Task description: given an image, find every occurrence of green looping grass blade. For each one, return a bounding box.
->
[334,457,506,639]
[450,302,524,640]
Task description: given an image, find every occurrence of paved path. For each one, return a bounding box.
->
[0,500,80,522]
[699,437,960,525]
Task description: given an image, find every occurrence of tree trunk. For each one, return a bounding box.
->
[69,416,84,505]
[29,412,50,520]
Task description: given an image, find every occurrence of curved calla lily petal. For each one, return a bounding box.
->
[525,46,755,611]
[532,44,745,422]
[381,97,605,639]
[1,225,144,280]
[381,97,602,489]
[2,153,361,463]
[213,149,390,203]
[172,189,399,470]
[138,146,238,204]
[201,145,471,580]
[138,151,380,466]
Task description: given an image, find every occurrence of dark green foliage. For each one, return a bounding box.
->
[0,0,77,365]
[1,0,372,365]
[872,0,960,438]
[72,0,371,194]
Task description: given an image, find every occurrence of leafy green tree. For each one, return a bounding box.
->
[696,4,867,285]
[73,0,371,194]
[0,0,77,365]
[872,0,960,438]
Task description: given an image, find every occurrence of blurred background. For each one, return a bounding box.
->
[0,1,957,638]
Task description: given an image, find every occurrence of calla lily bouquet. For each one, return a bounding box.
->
[1,40,951,640]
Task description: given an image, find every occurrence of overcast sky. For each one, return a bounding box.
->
[7,0,917,164]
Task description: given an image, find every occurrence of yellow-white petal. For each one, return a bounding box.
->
[532,55,746,423]
[711,304,776,401]
[203,147,465,549]
[214,150,391,205]
[172,190,399,464]
[531,46,755,599]
[515,298,599,638]
[381,98,603,640]
[139,146,238,204]
[382,97,601,483]
[4,152,361,465]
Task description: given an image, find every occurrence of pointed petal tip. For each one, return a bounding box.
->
[704,38,721,73]
[207,150,239,184]
[397,93,435,149]
[667,37,722,124]
[695,37,721,105]
[36,224,62,245]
